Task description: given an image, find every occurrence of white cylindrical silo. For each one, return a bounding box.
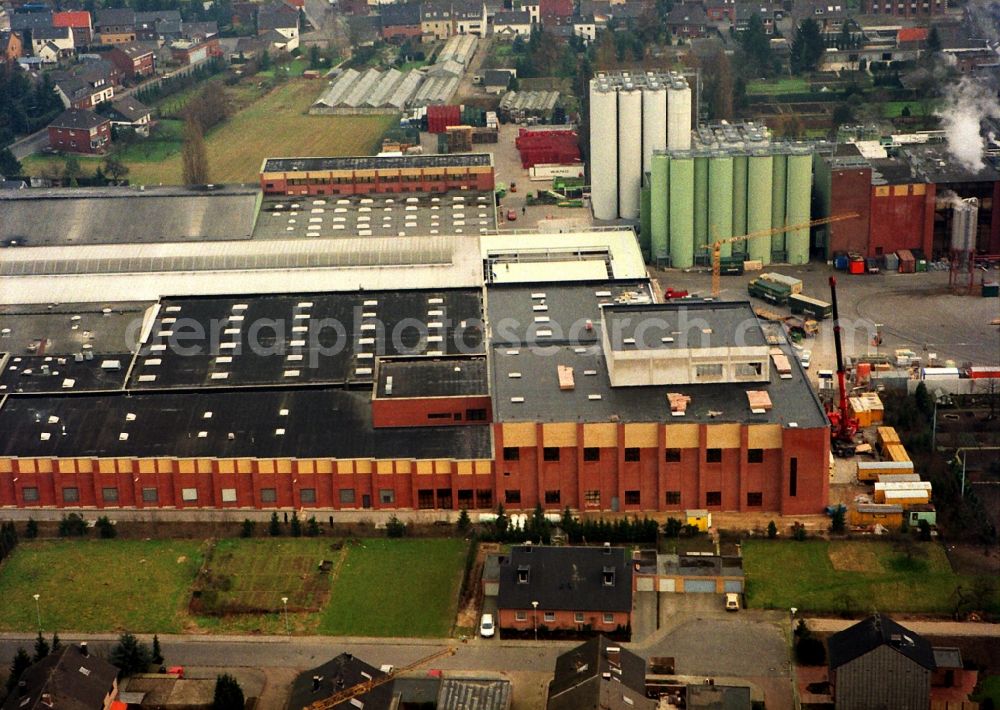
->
[666,81,692,151]
[617,87,642,219]
[641,84,667,176]
[589,80,619,221]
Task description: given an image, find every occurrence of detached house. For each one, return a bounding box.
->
[664,4,709,38]
[547,637,655,710]
[95,9,137,44]
[48,109,111,154]
[257,2,300,51]
[493,10,532,37]
[0,643,119,710]
[497,544,633,637]
[30,26,74,57]
[53,10,93,46]
[104,42,155,79]
[108,96,153,135]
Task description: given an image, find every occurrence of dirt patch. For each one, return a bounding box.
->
[945,542,1000,577]
[828,542,884,573]
[455,541,499,630]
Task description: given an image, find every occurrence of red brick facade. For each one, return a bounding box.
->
[371,395,493,428]
[260,168,496,196]
[48,121,111,154]
[868,182,936,259]
[106,46,155,78]
[498,608,630,634]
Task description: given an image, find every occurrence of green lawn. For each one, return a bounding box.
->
[747,78,810,95]
[883,100,939,118]
[743,540,1000,615]
[0,540,203,633]
[318,539,468,637]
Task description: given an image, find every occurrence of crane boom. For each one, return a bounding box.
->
[305,647,456,710]
[828,275,858,456]
[705,214,859,297]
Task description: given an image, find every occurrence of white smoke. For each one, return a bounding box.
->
[935,76,1000,173]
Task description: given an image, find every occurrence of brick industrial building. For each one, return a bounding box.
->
[259,154,496,196]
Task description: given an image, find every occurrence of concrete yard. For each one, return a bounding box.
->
[652,264,1000,370]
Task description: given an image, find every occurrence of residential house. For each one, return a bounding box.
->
[171,37,221,64]
[497,545,633,636]
[104,42,155,79]
[540,0,572,24]
[180,21,219,41]
[257,2,300,51]
[705,0,735,23]
[792,0,849,34]
[1,30,25,61]
[95,8,136,44]
[421,0,487,39]
[547,636,655,710]
[55,74,114,109]
[0,643,119,710]
[379,2,422,41]
[30,25,73,56]
[35,40,61,62]
[519,0,541,23]
[135,10,181,40]
[828,614,936,710]
[493,10,532,37]
[231,2,257,31]
[288,654,393,710]
[108,95,153,136]
[53,10,92,45]
[232,35,268,61]
[665,4,710,38]
[734,2,782,34]
[573,14,596,41]
[864,0,944,17]
[10,11,54,36]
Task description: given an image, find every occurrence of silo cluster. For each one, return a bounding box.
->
[642,123,815,268]
[589,72,693,224]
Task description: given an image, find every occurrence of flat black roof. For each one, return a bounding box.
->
[375,355,488,399]
[485,281,654,348]
[0,387,492,460]
[262,153,493,173]
[491,342,828,427]
[128,289,484,390]
[602,301,767,351]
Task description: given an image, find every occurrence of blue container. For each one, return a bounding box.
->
[834,255,849,271]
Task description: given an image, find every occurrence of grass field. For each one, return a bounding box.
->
[0,538,467,637]
[972,676,1000,707]
[0,540,202,633]
[743,540,1000,615]
[747,78,810,95]
[318,539,468,637]
[883,100,939,118]
[23,80,397,185]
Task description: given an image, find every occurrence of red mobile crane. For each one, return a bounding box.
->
[828,276,858,457]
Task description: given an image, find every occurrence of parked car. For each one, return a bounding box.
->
[479,613,495,638]
[798,349,811,369]
[507,209,517,221]
[725,593,740,612]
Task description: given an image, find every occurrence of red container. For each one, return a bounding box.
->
[427,105,462,134]
[849,259,865,275]
[514,129,581,168]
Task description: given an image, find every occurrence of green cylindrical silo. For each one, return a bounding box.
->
[650,154,669,263]
[669,155,695,269]
[770,151,787,259]
[731,154,748,256]
[693,154,709,258]
[708,155,734,259]
[747,153,774,264]
[640,184,651,258]
[786,152,812,265]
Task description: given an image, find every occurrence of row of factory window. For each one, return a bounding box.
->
[282,174,478,186]
[503,447,768,464]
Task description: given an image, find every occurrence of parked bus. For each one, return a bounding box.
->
[789,293,833,320]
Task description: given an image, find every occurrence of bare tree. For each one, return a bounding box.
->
[182,115,209,186]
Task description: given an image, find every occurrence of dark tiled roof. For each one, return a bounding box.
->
[95,8,136,26]
[11,12,54,32]
[110,96,152,122]
[287,654,393,710]
[548,636,654,710]
[0,645,117,710]
[828,615,937,671]
[50,108,108,130]
[483,69,513,86]
[498,545,633,612]
[31,25,70,40]
[380,2,422,26]
[494,10,531,24]
[666,4,709,24]
[258,2,299,30]
[111,41,154,57]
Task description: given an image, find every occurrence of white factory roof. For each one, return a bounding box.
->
[0,235,484,304]
[481,228,648,283]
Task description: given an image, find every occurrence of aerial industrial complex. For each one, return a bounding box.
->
[0,151,831,516]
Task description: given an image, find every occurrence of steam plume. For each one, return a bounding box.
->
[935,76,1000,173]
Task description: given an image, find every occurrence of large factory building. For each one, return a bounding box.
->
[0,179,831,517]
[589,71,693,222]
[815,140,1000,259]
[639,123,815,268]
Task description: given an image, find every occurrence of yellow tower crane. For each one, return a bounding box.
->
[304,647,456,710]
[704,214,860,298]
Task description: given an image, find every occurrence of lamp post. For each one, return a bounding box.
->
[281,596,289,635]
[32,594,41,632]
[531,600,539,641]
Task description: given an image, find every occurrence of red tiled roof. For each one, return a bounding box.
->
[897,27,928,43]
[53,11,92,28]
[541,0,574,16]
